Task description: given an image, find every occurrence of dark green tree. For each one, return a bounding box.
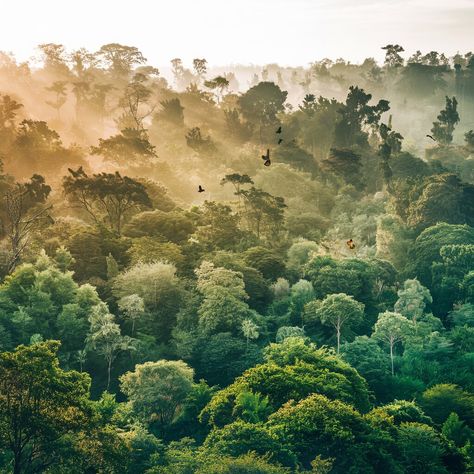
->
[382,44,405,68]
[0,341,92,474]
[431,96,460,145]
[237,82,287,143]
[334,86,390,148]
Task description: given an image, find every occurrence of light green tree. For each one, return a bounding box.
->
[241,319,259,350]
[373,311,413,375]
[311,293,365,353]
[86,302,136,389]
[118,293,145,335]
[394,278,433,325]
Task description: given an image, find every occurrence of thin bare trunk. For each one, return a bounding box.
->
[390,340,394,376]
[107,358,112,390]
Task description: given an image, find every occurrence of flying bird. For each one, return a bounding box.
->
[276,126,282,134]
[68,166,85,178]
[261,149,271,167]
[346,239,355,250]
[278,138,283,145]
[198,185,205,193]
[426,134,436,141]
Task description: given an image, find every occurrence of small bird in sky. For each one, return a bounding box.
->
[261,148,271,166]
[198,185,205,193]
[278,138,283,145]
[426,134,436,141]
[346,239,355,250]
[68,166,84,178]
[276,126,282,134]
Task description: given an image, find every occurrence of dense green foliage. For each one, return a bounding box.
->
[0,42,473,472]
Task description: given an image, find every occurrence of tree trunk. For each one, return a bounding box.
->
[336,323,341,354]
[13,450,22,474]
[107,358,112,390]
[390,340,394,376]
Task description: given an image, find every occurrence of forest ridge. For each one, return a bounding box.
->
[0,43,473,473]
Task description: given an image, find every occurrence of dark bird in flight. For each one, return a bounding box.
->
[346,239,355,250]
[198,185,205,193]
[426,134,436,141]
[261,148,271,167]
[278,138,283,145]
[68,166,85,178]
[276,126,282,134]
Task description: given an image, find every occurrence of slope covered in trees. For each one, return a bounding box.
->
[0,43,473,473]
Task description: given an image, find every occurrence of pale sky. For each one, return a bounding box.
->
[2,0,473,67]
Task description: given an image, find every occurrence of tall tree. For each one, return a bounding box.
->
[431,96,460,145]
[38,43,70,75]
[334,86,390,148]
[220,173,254,195]
[378,120,403,190]
[118,293,145,335]
[237,187,286,239]
[0,94,23,132]
[63,167,151,234]
[45,81,68,121]
[192,58,208,85]
[381,44,405,68]
[204,76,229,103]
[91,128,157,166]
[241,319,259,350]
[237,82,287,143]
[97,43,146,79]
[310,293,364,353]
[118,72,156,130]
[3,175,52,272]
[86,302,136,389]
[373,311,413,375]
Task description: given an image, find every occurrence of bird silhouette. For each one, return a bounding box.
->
[276,126,282,134]
[426,134,436,141]
[198,185,205,193]
[278,138,283,145]
[346,239,355,250]
[68,166,85,178]
[261,149,271,166]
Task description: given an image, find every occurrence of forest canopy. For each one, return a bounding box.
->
[0,42,473,473]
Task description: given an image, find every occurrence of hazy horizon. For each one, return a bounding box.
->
[3,0,473,68]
